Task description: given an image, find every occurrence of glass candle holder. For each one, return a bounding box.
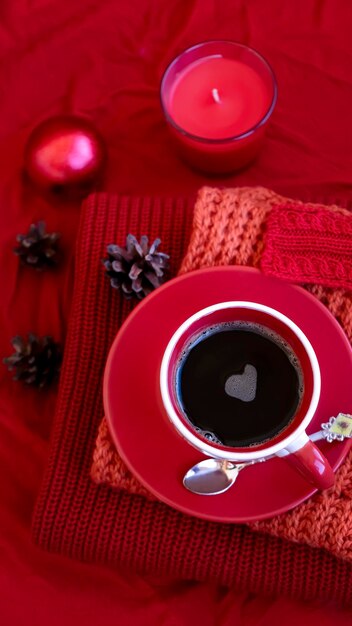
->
[160,41,277,174]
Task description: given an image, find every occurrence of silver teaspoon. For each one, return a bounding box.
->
[183,416,352,496]
[183,459,248,495]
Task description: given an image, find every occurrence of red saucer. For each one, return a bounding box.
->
[104,267,352,522]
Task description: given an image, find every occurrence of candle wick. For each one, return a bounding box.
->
[211,88,221,104]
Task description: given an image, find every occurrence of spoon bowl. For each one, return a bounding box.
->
[183,459,245,495]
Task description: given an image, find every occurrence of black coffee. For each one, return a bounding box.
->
[176,322,303,448]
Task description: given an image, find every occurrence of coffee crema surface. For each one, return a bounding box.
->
[175,322,303,448]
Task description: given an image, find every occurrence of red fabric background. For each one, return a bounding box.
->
[1,1,352,623]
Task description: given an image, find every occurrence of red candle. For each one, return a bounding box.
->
[161,42,277,174]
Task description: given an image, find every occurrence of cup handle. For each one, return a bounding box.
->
[278,432,335,490]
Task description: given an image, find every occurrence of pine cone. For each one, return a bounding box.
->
[103,234,170,299]
[3,333,62,387]
[14,221,60,269]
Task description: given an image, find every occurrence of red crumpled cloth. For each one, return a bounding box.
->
[2,1,352,624]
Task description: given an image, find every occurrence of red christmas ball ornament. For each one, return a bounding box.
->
[24,115,106,197]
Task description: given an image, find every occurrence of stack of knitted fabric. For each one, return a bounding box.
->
[33,187,352,604]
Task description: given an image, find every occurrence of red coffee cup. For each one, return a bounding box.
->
[160,301,335,490]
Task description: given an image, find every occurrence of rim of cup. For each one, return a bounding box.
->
[160,301,321,461]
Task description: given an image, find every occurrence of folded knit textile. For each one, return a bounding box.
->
[91,187,352,564]
[33,187,352,605]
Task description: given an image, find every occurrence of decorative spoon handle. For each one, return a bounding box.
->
[309,413,352,443]
[245,413,352,466]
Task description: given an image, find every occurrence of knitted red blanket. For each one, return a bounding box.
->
[32,188,352,605]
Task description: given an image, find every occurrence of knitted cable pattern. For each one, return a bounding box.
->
[91,186,352,562]
[261,202,352,290]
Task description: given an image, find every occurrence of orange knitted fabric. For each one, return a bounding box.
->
[91,186,352,561]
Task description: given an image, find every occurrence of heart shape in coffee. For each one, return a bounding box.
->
[225,364,257,402]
